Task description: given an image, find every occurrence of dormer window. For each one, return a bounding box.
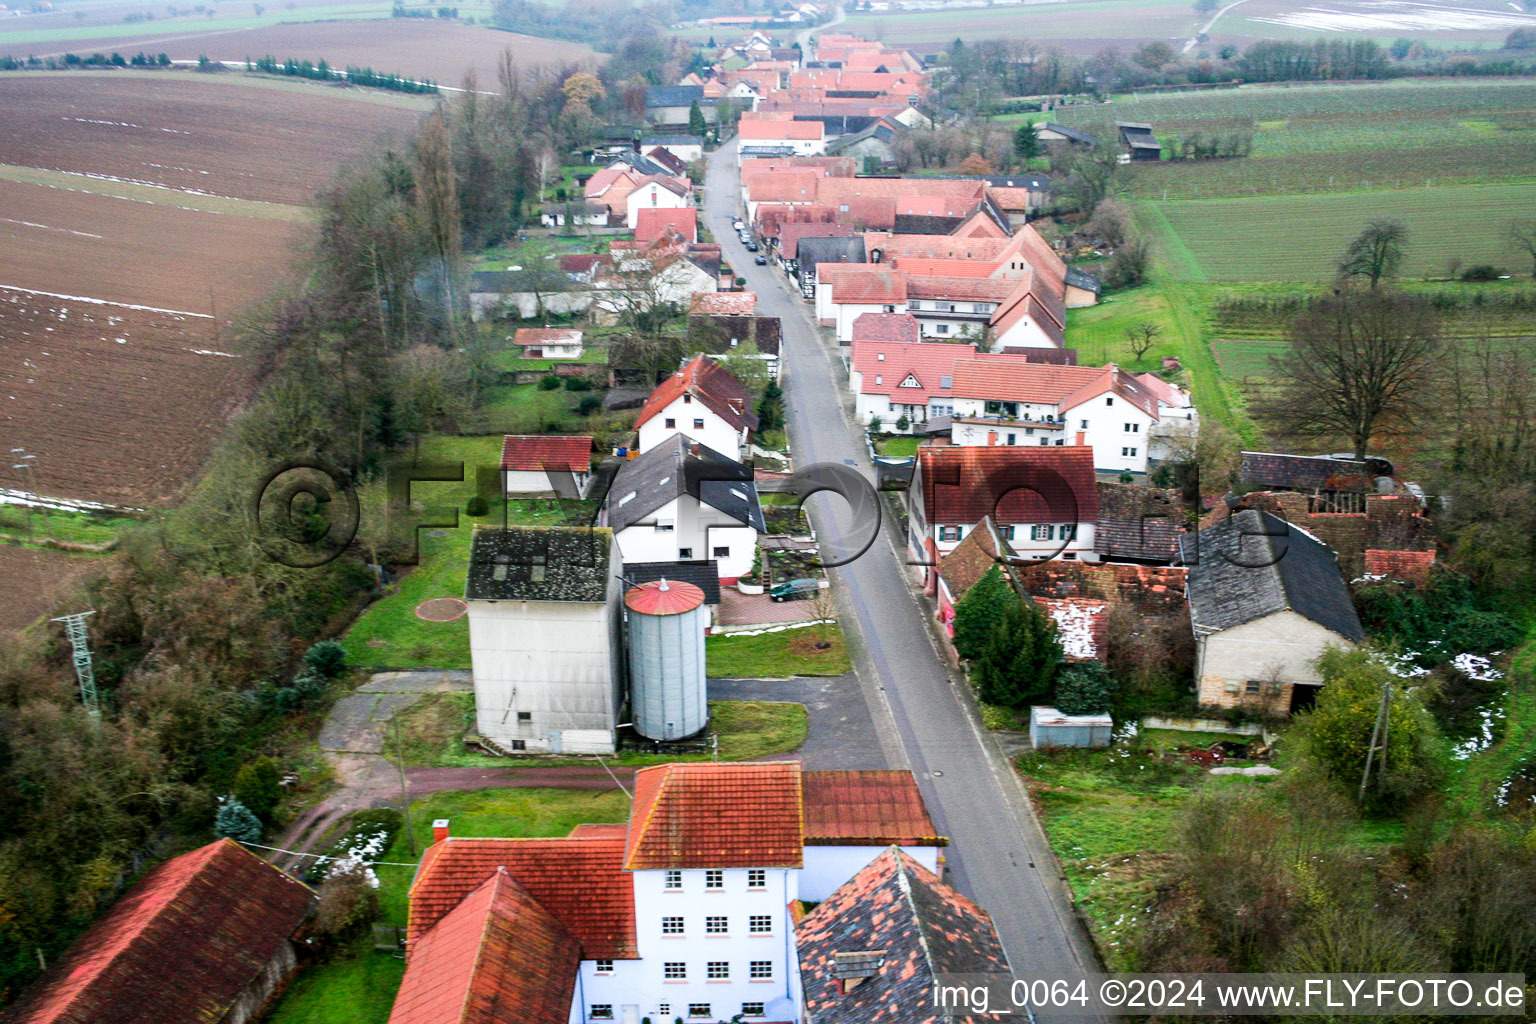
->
[833,950,885,994]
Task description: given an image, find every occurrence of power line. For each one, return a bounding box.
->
[239,840,423,869]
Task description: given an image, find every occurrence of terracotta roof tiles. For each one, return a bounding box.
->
[625,762,804,869]
[635,354,760,434]
[499,435,593,474]
[917,446,1098,525]
[802,771,946,846]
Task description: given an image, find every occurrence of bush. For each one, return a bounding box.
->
[308,865,380,955]
[562,375,591,391]
[303,639,347,679]
[465,495,490,517]
[538,374,561,390]
[214,796,263,844]
[1460,264,1502,282]
[951,565,1012,662]
[972,598,1062,708]
[1053,661,1116,715]
[577,395,602,416]
[232,756,284,822]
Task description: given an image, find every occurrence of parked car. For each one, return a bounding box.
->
[746,241,759,252]
[770,578,821,602]
[732,218,743,230]
[754,254,768,265]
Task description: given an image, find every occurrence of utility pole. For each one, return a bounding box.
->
[1357,679,1392,803]
[51,610,99,718]
[393,717,416,857]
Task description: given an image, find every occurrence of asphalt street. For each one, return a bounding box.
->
[703,140,1111,1021]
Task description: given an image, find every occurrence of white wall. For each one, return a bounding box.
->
[468,595,620,754]
[1197,610,1354,707]
[991,312,1060,350]
[471,290,592,322]
[1069,393,1156,474]
[926,520,1096,560]
[626,183,692,229]
[799,845,941,903]
[835,300,905,341]
[504,468,591,498]
[613,495,759,580]
[637,400,745,459]
[582,866,801,1024]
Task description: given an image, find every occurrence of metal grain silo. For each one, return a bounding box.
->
[625,579,709,741]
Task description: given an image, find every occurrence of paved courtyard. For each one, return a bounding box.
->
[715,586,825,627]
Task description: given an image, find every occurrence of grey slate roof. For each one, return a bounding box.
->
[641,134,704,147]
[795,236,867,274]
[645,85,703,109]
[606,434,765,534]
[465,526,613,603]
[1065,266,1101,294]
[625,560,723,604]
[1039,122,1099,146]
[983,174,1051,190]
[1180,510,1364,642]
[1239,451,1380,490]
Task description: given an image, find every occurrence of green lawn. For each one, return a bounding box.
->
[874,436,920,457]
[265,946,405,1024]
[392,692,807,767]
[1142,182,1536,282]
[707,623,851,677]
[1445,629,1536,820]
[373,786,632,926]
[339,434,592,669]
[0,505,139,549]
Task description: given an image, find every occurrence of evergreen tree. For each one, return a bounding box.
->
[1013,122,1041,162]
[1053,660,1116,715]
[973,597,1062,708]
[757,380,784,432]
[214,796,263,845]
[688,99,707,136]
[895,413,910,432]
[232,757,285,821]
[951,564,1011,661]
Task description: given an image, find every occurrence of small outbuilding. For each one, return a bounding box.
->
[1029,706,1114,748]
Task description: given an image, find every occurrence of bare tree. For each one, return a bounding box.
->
[1087,197,1133,248]
[413,112,463,342]
[1125,320,1162,362]
[1265,288,1442,460]
[1337,217,1408,288]
[1507,218,1536,278]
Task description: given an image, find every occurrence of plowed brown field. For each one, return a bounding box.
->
[0,74,422,507]
[0,546,99,634]
[0,74,425,205]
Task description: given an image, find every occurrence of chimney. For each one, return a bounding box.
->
[432,818,451,844]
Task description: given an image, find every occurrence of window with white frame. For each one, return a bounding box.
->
[688,1005,711,1018]
[665,870,682,890]
[747,869,765,888]
[662,916,684,935]
[1060,524,1076,540]
[706,915,728,935]
[678,547,693,559]
[591,1005,614,1020]
[936,323,949,334]
[707,961,730,980]
[749,914,772,934]
[693,418,705,429]
[712,545,729,558]
[742,1002,766,1017]
[940,525,961,541]
[1040,437,1050,446]
[750,961,773,980]
[1122,447,1138,457]
[1125,423,1139,432]
[705,869,723,889]
[665,962,687,980]
[1032,524,1052,541]
[596,959,614,975]
[1080,419,1089,429]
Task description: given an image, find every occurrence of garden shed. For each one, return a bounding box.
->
[1029,706,1113,749]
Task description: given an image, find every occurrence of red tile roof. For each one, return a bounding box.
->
[851,311,921,344]
[951,360,1152,414]
[634,207,697,244]
[820,264,907,304]
[917,446,1098,525]
[905,275,1019,303]
[889,257,995,278]
[635,354,759,434]
[739,118,825,140]
[512,328,583,348]
[559,253,606,275]
[583,167,632,198]
[747,170,822,203]
[691,291,758,315]
[408,836,637,959]
[6,839,315,1024]
[625,762,804,869]
[864,232,1011,263]
[500,435,593,473]
[802,771,946,846]
[819,177,983,206]
[567,822,629,839]
[851,338,977,403]
[388,869,579,1024]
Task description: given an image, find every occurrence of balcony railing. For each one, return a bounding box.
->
[954,415,1065,431]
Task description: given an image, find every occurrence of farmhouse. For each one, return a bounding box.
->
[848,316,978,430]
[634,207,698,245]
[947,360,1165,474]
[737,117,827,159]
[538,200,608,228]
[625,176,692,229]
[512,327,584,359]
[465,526,624,755]
[1181,509,1364,714]
[908,446,1099,584]
[500,434,593,498]
[5,838,316,1024]
[645,84,715,127]
[641,134,705,162]
[634,354,760,460]
[601,434,764,582]
[391,762,955,1024]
